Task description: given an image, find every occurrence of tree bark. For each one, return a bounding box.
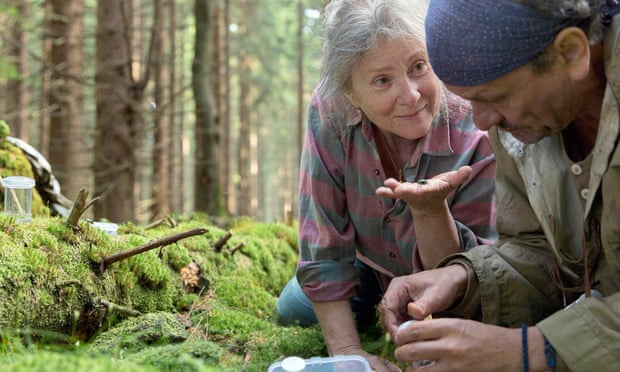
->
[6,0,30,141]
[237,50,251,217]
[167,0,182,214]
[94,0,138,223]
[47,0,88,201]
[151,0,171,221]
[193,0,221,216]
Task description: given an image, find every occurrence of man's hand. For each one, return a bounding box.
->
[393,318,547,372]
[380,265,468,337]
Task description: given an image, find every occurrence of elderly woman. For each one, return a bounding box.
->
[276,0,497,370]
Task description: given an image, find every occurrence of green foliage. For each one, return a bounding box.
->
[125,341,223,371]
[0,59,21,80]
[0,214,398,370]
[89,312,188,354]
[0,350,159,372]
[0,120,10,139]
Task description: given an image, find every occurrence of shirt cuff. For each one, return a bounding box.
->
[438,259,482,319]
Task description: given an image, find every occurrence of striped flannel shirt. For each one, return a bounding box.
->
[296,87,497,303]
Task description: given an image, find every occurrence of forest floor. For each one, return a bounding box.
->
[0,213,399,371]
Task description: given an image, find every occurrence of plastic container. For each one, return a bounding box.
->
[91,221,119,235]
[280,356,306,372]
[268,355,371,372]
[2,176,35,222]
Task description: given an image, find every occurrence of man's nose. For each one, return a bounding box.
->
[471,103,503,131]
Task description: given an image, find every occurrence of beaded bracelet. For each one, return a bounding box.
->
[544,335,557,369]
[521,324,529,372]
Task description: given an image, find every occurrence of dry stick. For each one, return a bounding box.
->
[213,230,232,252]
[66,188,89,226]
[66,188,100,227]
[99,227,208,274]
[229,242,245,255]
[144,215,177,230]
[96,298,141,317]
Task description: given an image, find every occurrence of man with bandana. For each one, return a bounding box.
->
[380,0,620,371]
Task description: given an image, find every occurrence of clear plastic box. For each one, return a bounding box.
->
[268,355,371,372]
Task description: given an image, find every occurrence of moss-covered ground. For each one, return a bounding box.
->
[0,213,399,371]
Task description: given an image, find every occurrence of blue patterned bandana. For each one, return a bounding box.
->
[425,0,580,86]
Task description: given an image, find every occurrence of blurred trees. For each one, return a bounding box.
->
[47,0,87,203]
[0,0,323,224]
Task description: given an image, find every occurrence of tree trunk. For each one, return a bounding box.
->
[236,50,251,217]
[151,0,171,221]
[94,0,138,223]
[167,0,182,214]
[223,0,232,214]
[47,0,88,201]
[6,0,30,141]
[193,0,221,216]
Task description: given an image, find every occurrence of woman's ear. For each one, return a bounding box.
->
[345,91,359,108]
[553,27,591,80]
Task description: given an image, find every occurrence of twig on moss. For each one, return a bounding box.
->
[229,242,244,256]
[95,298,141,317]
[213,230,232,252]
[66,188,100,227]
[144,215,178,230]
[98,227,208,273]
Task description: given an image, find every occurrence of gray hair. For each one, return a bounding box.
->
[317,0,429,107]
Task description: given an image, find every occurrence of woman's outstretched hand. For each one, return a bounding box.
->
[376,166,472,216]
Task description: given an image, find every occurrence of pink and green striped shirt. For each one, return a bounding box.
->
[297,87,497,303]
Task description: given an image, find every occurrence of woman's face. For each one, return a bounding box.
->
[346,37,442,140]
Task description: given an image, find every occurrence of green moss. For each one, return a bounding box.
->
[89,312,188,354]
[164,246,193,271]
[0,120,10,139]
[129,251,171,288]
[0,350,159,372]
[0,213,401,370]
[125,341,223,371]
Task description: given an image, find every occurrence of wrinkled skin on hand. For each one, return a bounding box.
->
[393,318,523,372]
[375,166,472,216]
[380,265,468,338]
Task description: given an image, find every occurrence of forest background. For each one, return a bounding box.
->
[0,0,325,225]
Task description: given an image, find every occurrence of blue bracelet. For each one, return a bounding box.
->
[544,335,557,369]
[521,324,529,372]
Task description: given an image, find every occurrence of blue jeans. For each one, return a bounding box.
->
[276,260,384,328]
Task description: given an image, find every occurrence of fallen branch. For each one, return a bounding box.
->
[144,215,178,230]
[99,227,208,273]
[213,230,232,252]
[66,188,100,227]
[229,243,244,256]
[95,298,141,317]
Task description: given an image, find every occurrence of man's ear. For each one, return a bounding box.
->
[553,27,591,80]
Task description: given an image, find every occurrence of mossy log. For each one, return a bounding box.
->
[0,214,397,370]
[0,214,298,341]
